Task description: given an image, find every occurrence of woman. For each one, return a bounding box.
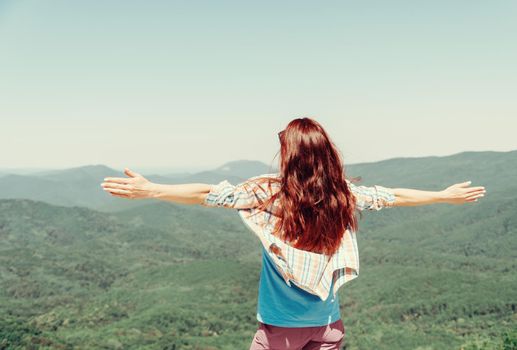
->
[101,117,486,350]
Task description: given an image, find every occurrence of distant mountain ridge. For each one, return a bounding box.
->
[0,160,276,212]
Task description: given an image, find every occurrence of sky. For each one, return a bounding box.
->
[1,0,516,173]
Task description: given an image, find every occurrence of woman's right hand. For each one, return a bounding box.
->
[440,181,486,205]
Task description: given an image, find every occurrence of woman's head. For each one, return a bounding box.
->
[277,118,342,182]
[254,117,358,256]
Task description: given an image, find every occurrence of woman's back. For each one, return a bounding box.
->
[257,244,341,327]
[233,172,395,326]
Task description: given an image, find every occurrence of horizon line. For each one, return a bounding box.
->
[1,148,515,175]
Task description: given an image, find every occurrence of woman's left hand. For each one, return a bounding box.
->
[101,168,154,199]
[440,181,486,205]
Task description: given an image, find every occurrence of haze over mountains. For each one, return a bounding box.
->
[1,150,516,349]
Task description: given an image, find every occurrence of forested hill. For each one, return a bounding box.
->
[347,150,517,194]
[1,150,516,349]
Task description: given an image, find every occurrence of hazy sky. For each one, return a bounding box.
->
[1,0,516,172]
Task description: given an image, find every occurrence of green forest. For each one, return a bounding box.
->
[1,151,516,349]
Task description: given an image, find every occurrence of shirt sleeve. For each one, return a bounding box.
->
[346,179,396,211]
[201,175,272,209]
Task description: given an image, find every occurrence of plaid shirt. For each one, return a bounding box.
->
[201,173,396,301]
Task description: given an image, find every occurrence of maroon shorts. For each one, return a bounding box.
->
[249,319,345,350]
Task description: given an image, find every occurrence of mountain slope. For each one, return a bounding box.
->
[0,160,276,212]
[0,151,516,349]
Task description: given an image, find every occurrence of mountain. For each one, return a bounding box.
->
[0,197,264,349]
[153,159,278,188]
[346,150,517,195]
[0,160,276,212]
[213,159,278,178]
[1,151,516,349]
[0,164,136,211]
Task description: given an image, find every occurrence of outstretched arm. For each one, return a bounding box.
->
[101,168,269,208]
[346,179,486,210]
[101,168,210,205]
[102,169,486,208]
[149,182,211,205]
[391,181,486,207]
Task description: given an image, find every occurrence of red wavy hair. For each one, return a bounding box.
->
[247,117,358,256]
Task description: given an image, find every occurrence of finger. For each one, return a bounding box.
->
[109,192,130,198]
[466,190,485,197]
[104,177,132,184]
[125,167,141,178]
[465,186,485,193]
[105,188,131,195]
[457,181,472,188]
[465,193,484,201]
[101,182,132,190]
[464,189,486,196]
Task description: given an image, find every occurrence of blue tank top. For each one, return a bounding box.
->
[256,245,341,327]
